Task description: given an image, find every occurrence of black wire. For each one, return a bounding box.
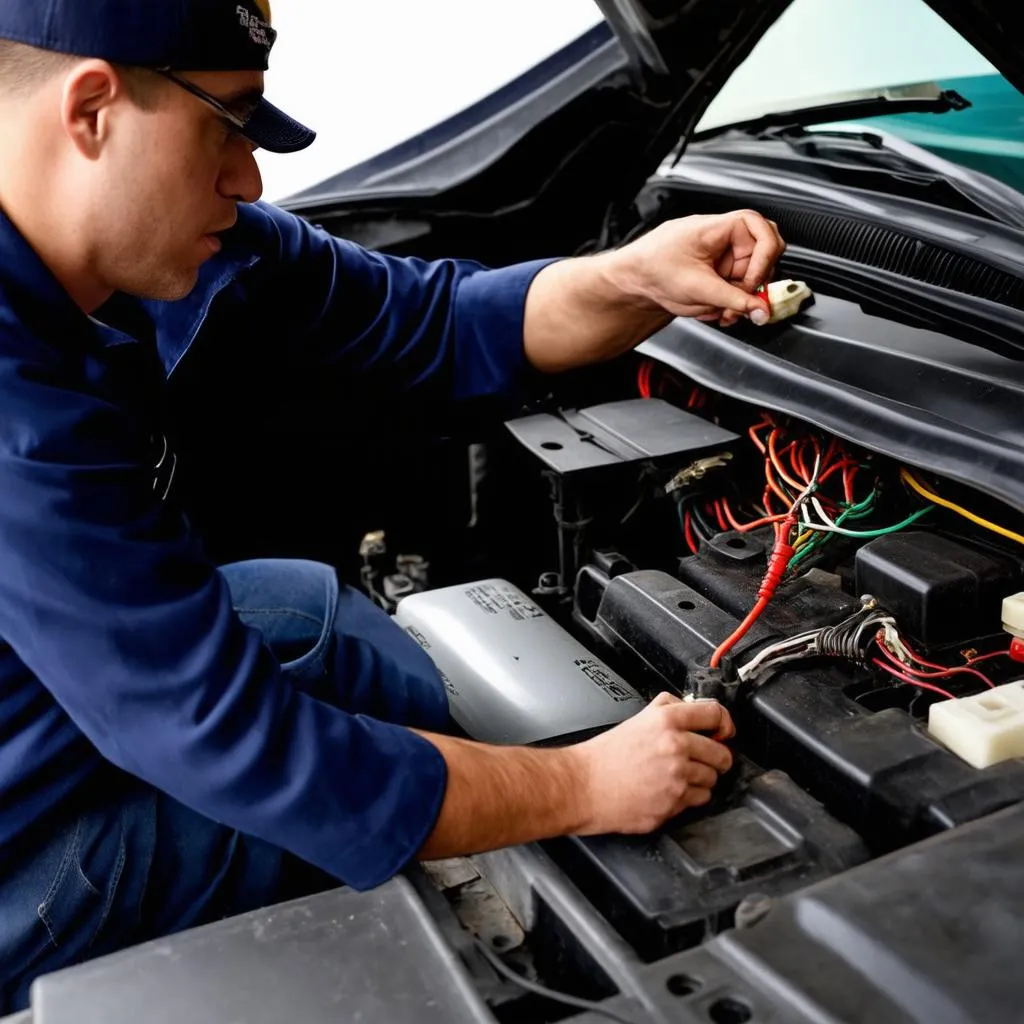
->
[686,496,717,539]
[474,938,643,1024]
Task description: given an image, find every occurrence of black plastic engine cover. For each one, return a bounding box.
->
[573,558,860,693]
[854,530,1023,645]
[741,665,1024,852]
[574,556,1024,857]
[546,757,868,963]
[676,527,861,635]
[573,567,771,693]
[679,801,1024,1024]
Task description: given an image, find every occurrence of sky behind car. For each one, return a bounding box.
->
[256,0,599,203]
[257,0,1009,204]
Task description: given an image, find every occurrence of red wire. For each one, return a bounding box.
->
[637,361,653,398]
[875,636,996,689]
[900,635,998,686]
[823,436,838,467]
[871,659,956,701]
[713,499,728,531]
[710,514,797,668]
[967,649,1012,665]
[842,464,857,505]
[683,510,699,555]
[711,597,770,670]
[816,459,857,485]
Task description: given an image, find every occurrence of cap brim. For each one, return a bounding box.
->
[243,97,316,154]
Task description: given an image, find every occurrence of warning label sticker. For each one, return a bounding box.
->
[465,582,545,622]
[404,626,432,651]
[574,657,637,703]
[439,670,459,699]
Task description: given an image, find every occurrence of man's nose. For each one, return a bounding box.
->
[219,140,264,205]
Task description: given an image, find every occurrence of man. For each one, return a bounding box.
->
[0,0,783,1009]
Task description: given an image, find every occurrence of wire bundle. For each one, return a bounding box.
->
[634,367,1024,685]
[708,448,821,668]
[737,598,1011,700]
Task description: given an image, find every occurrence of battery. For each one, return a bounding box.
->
[393,579,645,745]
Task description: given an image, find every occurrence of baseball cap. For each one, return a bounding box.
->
[0,0,315,154]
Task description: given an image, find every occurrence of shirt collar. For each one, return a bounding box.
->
[0,205,262,374]
[0,206,95,346]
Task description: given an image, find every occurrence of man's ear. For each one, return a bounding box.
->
[60,60,123,159]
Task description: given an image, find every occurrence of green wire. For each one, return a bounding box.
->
[801,505,932,539]
[789,505,932,571]
[788,495,868,571]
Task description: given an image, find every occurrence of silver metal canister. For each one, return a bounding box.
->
[394,579,644,745]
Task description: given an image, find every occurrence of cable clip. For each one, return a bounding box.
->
[665,452,733,495]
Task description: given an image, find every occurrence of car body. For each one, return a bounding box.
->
[11,1,1024,1021]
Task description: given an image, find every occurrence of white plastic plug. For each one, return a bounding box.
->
[754,280,813,324]
[1002,592,1024,638]
[928,680,1024,769]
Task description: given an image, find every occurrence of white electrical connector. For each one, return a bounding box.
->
[1001,592,1024,638]
[928,681,1024,769]
[755,279,813,324]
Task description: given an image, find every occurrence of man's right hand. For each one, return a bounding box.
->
[571,693,735,836]
[416,692,735,862]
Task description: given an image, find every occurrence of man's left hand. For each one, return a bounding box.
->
[523,208,786,373]
[607,211,786,328]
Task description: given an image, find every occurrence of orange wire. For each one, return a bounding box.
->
[721,498,789,534]
[748,418,772,454]
[768,430,805,491]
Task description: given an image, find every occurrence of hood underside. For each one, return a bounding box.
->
[596,0,1024,101]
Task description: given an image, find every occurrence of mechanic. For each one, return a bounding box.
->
[0,1,783,1008]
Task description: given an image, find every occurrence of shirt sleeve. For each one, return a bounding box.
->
[0,362,447,891]
[225,202,557,408]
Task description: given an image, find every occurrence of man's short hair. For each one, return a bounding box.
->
[0,38,159,108]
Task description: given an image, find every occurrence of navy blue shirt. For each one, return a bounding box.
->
[0,201,552,890]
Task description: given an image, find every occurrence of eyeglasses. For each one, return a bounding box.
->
[156,69,260,144]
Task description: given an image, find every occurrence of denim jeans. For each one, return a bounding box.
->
[0,559,449,1012]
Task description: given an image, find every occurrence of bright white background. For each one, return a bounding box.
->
[256,1,599,202]
[256,0,997,203]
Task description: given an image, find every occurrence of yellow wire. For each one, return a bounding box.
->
[900,469,1024,546]
[793,529,814,549]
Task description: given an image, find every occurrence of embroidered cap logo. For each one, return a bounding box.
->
[236,2,272,49]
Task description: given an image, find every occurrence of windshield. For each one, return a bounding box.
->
[696,0,1024,193]
[255,0,600,203]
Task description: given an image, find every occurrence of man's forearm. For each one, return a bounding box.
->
[521,213,782,374]
[414,730,589,860]
[522,252,670,374]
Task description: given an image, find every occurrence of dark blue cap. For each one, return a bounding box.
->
[0,0,315,154]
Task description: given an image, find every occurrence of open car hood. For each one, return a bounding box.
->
[597,0,1024,99]
[288,0,1022,216]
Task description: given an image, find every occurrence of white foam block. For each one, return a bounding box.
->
[928,680,1024,769]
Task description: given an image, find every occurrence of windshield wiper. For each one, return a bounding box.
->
[692,88,970,143]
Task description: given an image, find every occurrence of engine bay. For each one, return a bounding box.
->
[30,295,1024,1024]
[358,339,1024,1021]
